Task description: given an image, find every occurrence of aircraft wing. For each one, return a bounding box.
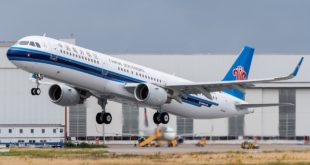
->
[166,57,304,99]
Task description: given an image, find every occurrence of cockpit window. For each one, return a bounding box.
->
[29,41,35,47]
[19,41,29,45]
[35,42,41,48]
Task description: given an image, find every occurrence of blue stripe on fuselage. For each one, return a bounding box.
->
[7,46,218,108]
[7,47,142,83]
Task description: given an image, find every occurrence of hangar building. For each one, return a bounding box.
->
[1,39,309,143]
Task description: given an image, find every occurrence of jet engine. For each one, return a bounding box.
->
[134,83,168,106]
[48,84,81,106]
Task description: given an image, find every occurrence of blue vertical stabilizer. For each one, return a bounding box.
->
[222,46,254,100]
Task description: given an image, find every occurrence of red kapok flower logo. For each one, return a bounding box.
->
[233,66,247,80]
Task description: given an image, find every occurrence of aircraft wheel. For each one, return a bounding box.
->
[31,88,36,95]
[34,88,41,95]
[96,113,104,124]
[160,112,169,124]
[103,113,112,124]
[153,112,161,124]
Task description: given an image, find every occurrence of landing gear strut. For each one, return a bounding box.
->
[31,73,43,96]
[153,111,169,125]
[96,98,112,124]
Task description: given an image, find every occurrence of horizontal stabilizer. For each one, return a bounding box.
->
[236,103,294,109]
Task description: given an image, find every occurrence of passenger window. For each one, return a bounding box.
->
[65,45,71,51]
[35,42,41,48]
[19,41,29,45]
[72,47,78,53]
[29,41,35,47]
[80,50,84,55]
[93,53,98,59]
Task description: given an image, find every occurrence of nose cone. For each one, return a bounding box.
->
[7,47,13,57]
[7,46,27,60]
[7,46,20,58]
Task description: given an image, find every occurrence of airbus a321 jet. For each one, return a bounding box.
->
[7,36,303,125]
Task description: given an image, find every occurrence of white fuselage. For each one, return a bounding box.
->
[7,36,251,119]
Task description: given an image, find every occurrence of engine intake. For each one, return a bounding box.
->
[134,83,168,106]
[48,84,81,106]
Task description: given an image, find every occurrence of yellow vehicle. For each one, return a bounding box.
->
[138,127,178,147]
[138,128,162,147]
[241,141,259,149]
[196,137,206,147]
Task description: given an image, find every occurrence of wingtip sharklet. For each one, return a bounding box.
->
[292,57,304,77]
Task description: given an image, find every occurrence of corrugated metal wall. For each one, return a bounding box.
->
[69,105,87,138]
[279,89,296,137]
[122,104,139,135]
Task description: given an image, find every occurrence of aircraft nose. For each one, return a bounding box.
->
[6,46,15,59]
[6,46,25,60]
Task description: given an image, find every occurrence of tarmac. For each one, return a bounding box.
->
[105,144,310,154]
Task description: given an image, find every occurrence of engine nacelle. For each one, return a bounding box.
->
[48,84,81,106]
[134,83,168,106]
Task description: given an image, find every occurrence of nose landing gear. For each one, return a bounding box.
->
[31,73,43,96]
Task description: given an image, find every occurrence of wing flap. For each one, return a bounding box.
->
[236,103,294,109]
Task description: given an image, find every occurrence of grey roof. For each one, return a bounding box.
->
[0,41,15,47]
[0,124,64,127]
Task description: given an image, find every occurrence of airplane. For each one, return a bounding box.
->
[6,36,303,125]
[141,108,176,141]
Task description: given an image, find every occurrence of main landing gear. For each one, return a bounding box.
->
[153,111,169,125]
[96,98,112,124]
[31,73,43,96]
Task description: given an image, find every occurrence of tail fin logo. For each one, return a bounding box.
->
[233,66,247,80]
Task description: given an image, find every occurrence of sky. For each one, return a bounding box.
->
[0,0,309,54]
